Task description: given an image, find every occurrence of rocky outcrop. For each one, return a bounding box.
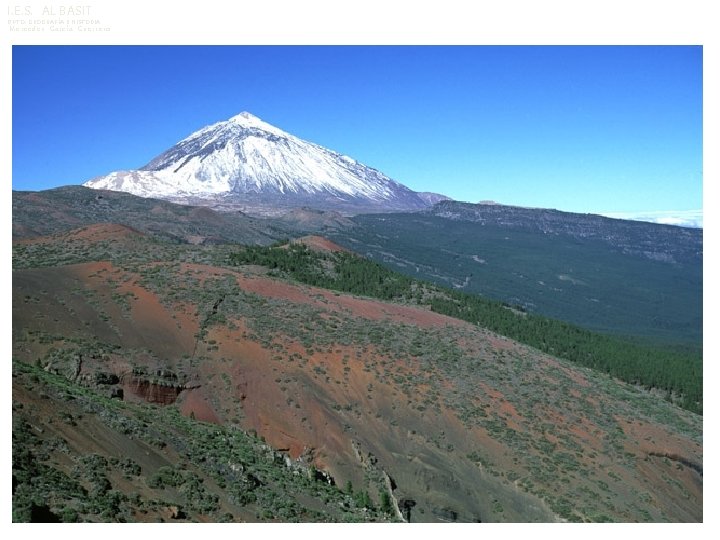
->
[94,372,119,385]
[121,368,199,405]
[382,471,405,522]
[433,507,458,522]
[260,443,336,486]
[398,498,416,522]
[647,451,703,476]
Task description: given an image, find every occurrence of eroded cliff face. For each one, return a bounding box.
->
[123,376,184,405]
[118,368,205,406]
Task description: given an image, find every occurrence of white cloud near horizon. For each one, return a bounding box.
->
[600,210,703,228]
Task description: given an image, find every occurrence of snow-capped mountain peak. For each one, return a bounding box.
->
[230,111,257,122]
[84,112,437,213]
[226,111,291,137]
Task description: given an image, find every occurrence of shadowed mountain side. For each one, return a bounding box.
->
[12,186,285,245]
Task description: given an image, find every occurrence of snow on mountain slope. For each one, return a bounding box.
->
[84,112,432,212]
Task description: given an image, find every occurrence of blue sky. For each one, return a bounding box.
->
[12,45,702,218]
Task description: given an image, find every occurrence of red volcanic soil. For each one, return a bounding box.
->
[178,387,221,424]
[290,235,351,254]
[326,292,461,328]
[615,416,703,465]
[13,223,143,245]
[63,223,144,241]
[68,261,198,359]
[12,259,199,363]
[179,262,465,330]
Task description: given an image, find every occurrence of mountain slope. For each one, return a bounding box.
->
[12,226,702,522]
[84,112,431,214]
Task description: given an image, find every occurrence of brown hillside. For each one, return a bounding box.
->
[13,223,144,245]
[12,227,702,523]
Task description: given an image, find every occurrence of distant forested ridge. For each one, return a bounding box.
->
[326,206,702,346]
